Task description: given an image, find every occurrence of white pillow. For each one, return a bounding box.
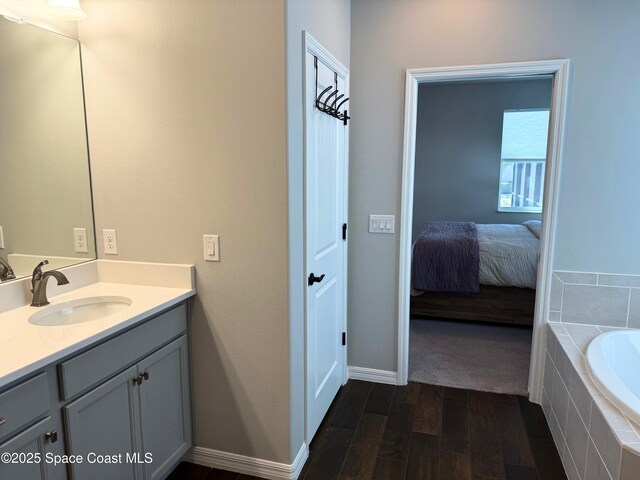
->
[523,220,541,239]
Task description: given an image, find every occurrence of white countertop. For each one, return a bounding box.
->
[0,260,196,389]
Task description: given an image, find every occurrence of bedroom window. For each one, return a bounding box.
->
[498,109,550,213]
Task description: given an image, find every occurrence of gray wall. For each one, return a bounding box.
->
[349,0,640,372]
[412,79,550,241]
[286,0,350,456]
[79,0,292,464]
[79,0,350,465]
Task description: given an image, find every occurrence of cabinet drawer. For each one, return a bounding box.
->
[0,373,50,441]
[59,303,187,400]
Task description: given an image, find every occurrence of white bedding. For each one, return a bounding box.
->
[478,222,539,289]
[411,221,540,295]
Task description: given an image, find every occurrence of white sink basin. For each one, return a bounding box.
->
[29,296,132,327]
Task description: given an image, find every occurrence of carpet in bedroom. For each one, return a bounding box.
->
[409,318,532,395]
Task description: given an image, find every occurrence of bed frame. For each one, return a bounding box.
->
[410,285,536,326]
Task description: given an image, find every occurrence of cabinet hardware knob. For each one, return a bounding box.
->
[44,430,58,443]
[133,371,150,385]
[0,416,6,426]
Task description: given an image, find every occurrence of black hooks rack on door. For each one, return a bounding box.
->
[314,56,350,125]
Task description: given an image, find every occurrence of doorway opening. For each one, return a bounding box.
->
[397,60,571,402]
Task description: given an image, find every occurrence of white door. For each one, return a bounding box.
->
[304,36,349,443]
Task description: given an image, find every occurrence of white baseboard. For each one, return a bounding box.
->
[185,442,308,480]
[348,366,399,385]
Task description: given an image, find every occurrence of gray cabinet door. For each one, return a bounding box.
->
[64,366,141,480]
[0,417,51,480]
[137,336,192,480]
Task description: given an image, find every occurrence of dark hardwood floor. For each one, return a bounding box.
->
[168,380,567,480]
[166,461,263,480]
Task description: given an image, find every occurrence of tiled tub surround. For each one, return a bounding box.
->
[544,322,640,480]
[549,271,640,327]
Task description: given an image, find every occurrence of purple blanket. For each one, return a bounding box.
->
[412,221,480,293]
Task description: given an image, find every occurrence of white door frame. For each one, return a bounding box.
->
[397,59,571,403]
[303,31,350,444]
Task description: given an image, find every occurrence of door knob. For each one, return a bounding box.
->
[308,273,325,286]
[44,431,58,443]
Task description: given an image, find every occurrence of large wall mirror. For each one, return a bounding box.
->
[0,16,95,282]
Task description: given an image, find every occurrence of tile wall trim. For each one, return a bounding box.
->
[550,270,640,328]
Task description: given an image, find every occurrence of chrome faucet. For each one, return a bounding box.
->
[30,260,69,307]
[0,257,16,281]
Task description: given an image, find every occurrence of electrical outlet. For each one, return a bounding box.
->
[0,226,4,249]
[103,229,118,255]
[74,228,88,253]
[203,235,220,262]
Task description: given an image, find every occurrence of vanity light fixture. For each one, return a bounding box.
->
[46,0,85,21]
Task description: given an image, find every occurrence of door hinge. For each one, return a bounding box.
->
[342,223,347,241]
[342,332,346,346]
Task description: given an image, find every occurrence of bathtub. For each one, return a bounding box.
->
[586,330,640,426]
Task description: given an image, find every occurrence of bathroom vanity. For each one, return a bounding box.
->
[0,13,197,480]
[0,260,196,480]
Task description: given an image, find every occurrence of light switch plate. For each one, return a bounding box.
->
[0,226,4,249]
[74,228,88,253]
[103,229,118,255]
[369,215,395,234]
[203,234,220,262]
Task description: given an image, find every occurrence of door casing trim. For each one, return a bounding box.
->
[397,59,571,403]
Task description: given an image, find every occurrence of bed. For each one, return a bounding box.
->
[410,220,540,326]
